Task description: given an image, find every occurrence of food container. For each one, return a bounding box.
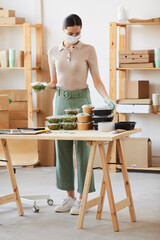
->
[98,122,115,132]
[31,82,48,93]
[93,123,98,130]
[92,107,113,116]
[89,122,93,129]
[47,123,61,130]
[92,114,114,123]
[82,104,94,114]
[64,108,80,115]
[77,122,90,130]
[115,121,136,130]
[62,122,77,130]
[61,115,77,122]
[76,113,90,123]
[46,115,61,123]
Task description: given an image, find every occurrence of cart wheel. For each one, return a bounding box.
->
[32,205,40,213]
[47,199,54,206]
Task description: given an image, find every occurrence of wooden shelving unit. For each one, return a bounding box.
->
[0,23,42,127]
[109,21,160,172]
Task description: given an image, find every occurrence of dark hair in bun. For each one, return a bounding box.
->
[63,14,82,29]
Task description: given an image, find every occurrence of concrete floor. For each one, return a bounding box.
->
[0,167,160,240]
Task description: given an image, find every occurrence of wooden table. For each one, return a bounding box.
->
[0,128,141,231]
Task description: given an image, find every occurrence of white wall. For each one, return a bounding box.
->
[1,0,160,163]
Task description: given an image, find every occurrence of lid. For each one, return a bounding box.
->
[93,106,113,110]
[62,122,76,125]
[64,108,80,111]
[77,122,91,125]
[31,82,48,87]
[62,114,77,118]
[82,104,94,108]
[46,115,61,119]
[93,114,114,118]
[76,113,90,117]
[47,123,61,125]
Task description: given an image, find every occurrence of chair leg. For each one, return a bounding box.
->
[116,139,136,222]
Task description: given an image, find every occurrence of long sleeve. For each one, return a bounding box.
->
[48,48,57,77]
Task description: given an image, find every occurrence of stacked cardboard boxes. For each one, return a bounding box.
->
[119,50,154,68]
[0,90,28,129]
[0,9,25,25]
[0,94,9,129]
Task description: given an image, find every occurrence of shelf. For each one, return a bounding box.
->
[117,166,160,172]
[0,67,41,70]
[117,68,160,70]
[0,24,41,28]
[32,108,40,113]
[117,112,160,115]
[117,22,160,26]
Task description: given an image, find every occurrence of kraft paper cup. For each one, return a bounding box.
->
[153,105,159,114]
[152,93,159,105]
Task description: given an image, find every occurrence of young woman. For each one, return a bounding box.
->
[48,14,116,215]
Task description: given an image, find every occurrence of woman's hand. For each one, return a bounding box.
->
[48,82,56,89]
[104,96,116,110]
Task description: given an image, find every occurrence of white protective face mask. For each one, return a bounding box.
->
[64,33,81,44]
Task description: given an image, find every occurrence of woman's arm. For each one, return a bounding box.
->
[92,73,116,109]
[92,73,108,98]
[48,75,57,89]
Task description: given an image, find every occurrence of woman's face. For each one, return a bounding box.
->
[63,25,81,37]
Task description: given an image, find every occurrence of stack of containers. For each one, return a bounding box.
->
[46,108,79,130]
[77,104,94,130]
[92,107,114,131]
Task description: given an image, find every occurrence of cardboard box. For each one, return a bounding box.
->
[120,137,151,168]
[0,90,28,102]
[117,104,153,113]
[119,63,154,68]
[9,120,28,129]
[9,102,28,112]
[0,94,9,110]
[0,10,15,18]
[119,50,154,55]
[0,17,25,25]
[0,111,9,122]
[0,122,9,129]
[126,80,149,99]
[117,98,152,105]
[9,111,28,120]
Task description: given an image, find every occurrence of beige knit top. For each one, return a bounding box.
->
[48,41,99,91]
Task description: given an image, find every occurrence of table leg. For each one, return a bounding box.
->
[116,139,136,222]
[1,139,24,216]
[77,143,97,229]
[96,141,113,220]
[98,142,119,232]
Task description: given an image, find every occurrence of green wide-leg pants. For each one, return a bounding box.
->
[53,87,95,194]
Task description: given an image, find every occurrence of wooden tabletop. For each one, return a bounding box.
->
[0,129,141,142]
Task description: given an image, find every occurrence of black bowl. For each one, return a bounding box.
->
[92,108,113,116]
[115,121,136,130]
[92,114,114,123]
